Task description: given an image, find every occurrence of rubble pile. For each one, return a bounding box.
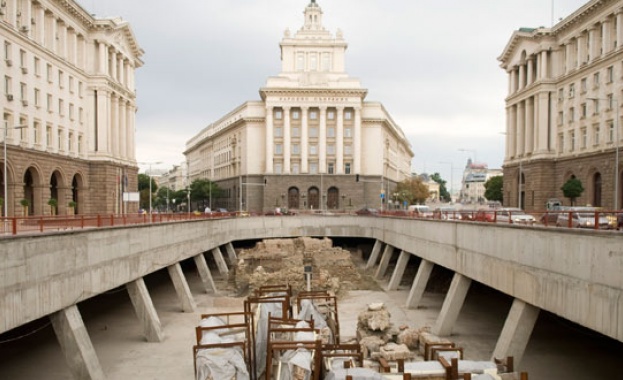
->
[234,237,362,295]
[356,303,442,364]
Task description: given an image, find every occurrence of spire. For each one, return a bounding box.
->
[304,0,323,30]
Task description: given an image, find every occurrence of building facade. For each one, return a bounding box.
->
[499,0,623,211]
[458,159,502,204]
[1,0,143,216]
[185,1,413,213]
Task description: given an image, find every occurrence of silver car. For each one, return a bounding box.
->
[495,208,536,225]
[555,207,611,229]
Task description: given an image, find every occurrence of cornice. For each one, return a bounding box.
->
[259,87,368,101]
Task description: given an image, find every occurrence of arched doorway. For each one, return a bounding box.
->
[593,172,602,207]
[49,171,63,215]
[71,175,81,214]
[327,187,339,209]
[308,187,319,210]
[288,187,300,209]
[23,169,35,216]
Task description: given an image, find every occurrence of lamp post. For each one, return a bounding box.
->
[588,97,620,210]
[3,124,26,225]
[138,161,162,219]
[439,161,454,203]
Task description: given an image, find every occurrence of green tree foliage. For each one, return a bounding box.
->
[396,177,430,205]
[430,172,450,202]
[138,173,158,210]
[561,177,584,206]
[484,175,503,202]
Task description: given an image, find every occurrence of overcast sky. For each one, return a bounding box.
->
[83,0,588,192]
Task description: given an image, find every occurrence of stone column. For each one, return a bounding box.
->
[225,242,237,262]
[508,68,516,95]
[617,9,623,51]
[526,58,533,85]
[336,106,344,174]
[387,250,410,291]
[50,305,106,380]
[539,50,548,80]
[432,273,472,336]
[406,260,434,309]
[283,106,291,174]
[193,253,217,293]
[505,107,512,160]
[23,0,31,38]
[319,106,327,173]
[536,92,550,153]
[516,102,525,157]
[374,244,394,280]
[510,104,517,158]
[96,89,110,153]
[354,107,362,174]
[120,99,127,159]
[111,94,119,156]
[110,50,117,79]
[126,278,164,342]
[119,58,126,85]
[265,106,274,173]
[127,104,135,159]
[301,107,309,173]
[565,42,573,74]
[35,6,45,45]
[492,299,540,366]
[50,17,58,53]
[518,64,525,90]
[577,32,586,65]
[525,97,534,154]
[602,19,612,55]
[98,40,107,75]
[167,263,197,312]
[365,239,383,270]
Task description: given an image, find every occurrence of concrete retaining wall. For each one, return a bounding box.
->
[1,216,621,342]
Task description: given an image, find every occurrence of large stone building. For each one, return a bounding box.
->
[458,159,503,204]
[1,0,143,216]
[499,0,623,211]
[184,0,413,213]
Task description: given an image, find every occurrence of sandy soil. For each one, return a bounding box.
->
[0,256,622,379]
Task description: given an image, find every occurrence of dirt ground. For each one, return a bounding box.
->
[0,251,622,379]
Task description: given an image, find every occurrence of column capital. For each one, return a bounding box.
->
[283,105,291,111]
[319,105,328,111]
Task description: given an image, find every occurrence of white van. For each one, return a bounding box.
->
[408,205,433,218]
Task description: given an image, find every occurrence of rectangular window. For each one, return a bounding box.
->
[78,135,82,153]
[292,144,300,154]
[321,53,330,71]
[20,82,27,101]
[79,107,84,123]
[581,103,587,118]
[310,163,318,174]
[292,127,300,137]
[593,72,600,87]
[344,145,352,155]
[344,110,352,120]
[309,54,317,70]
[581,128,587,148]
[570,131,575,151]
[69,103,74,120]
[344,163,351,174]
[292,110,300,120]
[78,81,83,97]
[608,121,614,143]
[4,75,12,95]
[558,111,564,126]
[33,121,39,144]
[309,110,317,120]
[274,163,282,174]
[328,162,334,174]
[594,125,600,145]
[310,145,318,155]
[558,88,564,102]
[608,93,614,110]
[558,133,564,152]
[34,88,40,106]
[607,66,614,83]
[46,125,52,146]
[58,70,64,88]
[327,127,335,138]
[569,107,575,122]
[327,110,335,120]
[275,144,283,154]
[19,49,26,70]
[274,127,283,137]
[296,54,304,71]
[327,144,335,155]
[594,100,600,115]
[292,163,300,174]
[46,94,52,112]
[34,57,40,76]
[68,132,73,152]
[275,109,283,120]
[309,127,318,137]
[581,78,587,93]
[344,127,352,138]
[58,129,63,150]
[68,76,74,93]
[569,83,575,98]
[4,42,11,62]
[47,64,53,83]
[58,99,64,116]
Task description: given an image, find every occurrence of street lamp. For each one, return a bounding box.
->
[3,124,26,225]
[138,161,162,219]
[588,97,620,210]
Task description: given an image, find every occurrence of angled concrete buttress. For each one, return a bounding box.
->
[406,259,434,309]
[167,263,197,312]
[211,247,229,276]
[365,239,383,270]
[387,250,411,290]
[492,299,540,366]
[126,278,164,342]
[374,244,395,280]
[432,273,472,336]
[224,242,237,262]
[49,305,106,380]
[193,253,217,293]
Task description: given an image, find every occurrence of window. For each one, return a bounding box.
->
[69,103,74,120]
[4,42,11,62]
[275,144,282,154]
[344,145,352,155]
[46,64,52,83]
[34,88,40,106]
[594,125,600,145]
[69,76,74,93]
[344,163,351,174]
[327,144,335,155]
[19,49,26,70]
[292,127,300,137]
[292,144,300,154]
[20,82,26,101]
[569,83,575,98]
[57,129,63,150]
[570,131,575,151]
[292,110,300,120]
[344,110,352,120]
[309,127,318,137]
[46,125,52,146]
[310,54,317,70]
[292,163,300,174]
[608,93,614,110]
[78,135,82,153]
[327,110,335,120]
[569,107,575,122]
[4,76,11,95]
[275,127,283,137]
[581,128,587,148]
[58,70,64,88]
[309,110,317,120]
[581,78,587,93]
[78,81,83,97]
[327,127,335,138]
[321,53,330,71]
[310,145,318,155]
[34,57,40,76]
[607,66,614,83]
[558,88,564,102]
[593,72,600,87]
[328,162,334,174]
[310,163,318,174]
[581,103,587,118]
[275,109,283,120]
[68,132,73,152]
[274,163,282,174]
[608,121,615,143]
[46,94,52,112]
[33,121,40,144]
[558,111,564,126]
[58,99,64,116]
[296,54,304,71]
[594,100,600,115]
[79,107,84,123]
[558,133,564,152]
[344,127,352,138]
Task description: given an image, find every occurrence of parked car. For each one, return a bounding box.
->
[474,209,496,222]
[555,207,611,229]
[495,208,536,225]
[408,205,433,218]
[355,207,379,216]
[540,199,566,225]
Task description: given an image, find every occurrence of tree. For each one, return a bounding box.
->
[396,177,430,205]
[561,177,584,206]
[484,175,503,202]
[430,172,450,202]
[138,173,158,210]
